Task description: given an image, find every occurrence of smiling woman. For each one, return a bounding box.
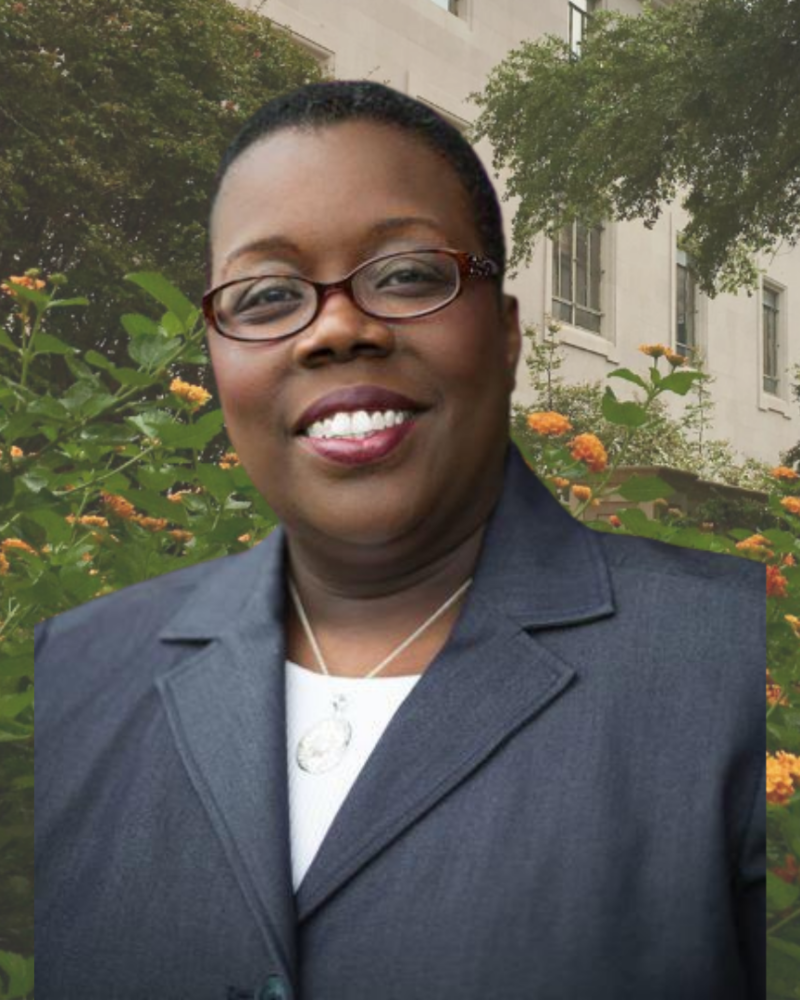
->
[35,81,765,1000]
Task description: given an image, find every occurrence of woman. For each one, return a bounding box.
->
[35,81,765,1000]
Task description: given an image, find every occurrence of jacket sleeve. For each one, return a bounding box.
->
[736,765,766,1000]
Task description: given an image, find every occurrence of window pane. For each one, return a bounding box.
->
[575,307,601,333]
[763,286,780,393]
[676,263,695,350]
[575,222,588,307]
[555,225,572,303]
[553,299,572,324]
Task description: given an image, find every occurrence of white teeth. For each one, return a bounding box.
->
[304,409,413,440]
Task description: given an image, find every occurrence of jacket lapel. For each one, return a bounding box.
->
[155,530,297,981]
[296,446,616,921]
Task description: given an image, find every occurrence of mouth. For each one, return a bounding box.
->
[294,385,428,466]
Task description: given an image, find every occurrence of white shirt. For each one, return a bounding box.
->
[285,660,421,891]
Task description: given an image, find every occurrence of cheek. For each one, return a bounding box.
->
[208,340,286,436]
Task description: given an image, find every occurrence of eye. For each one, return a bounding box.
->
[371,255,453,295]
[233,277,308,323]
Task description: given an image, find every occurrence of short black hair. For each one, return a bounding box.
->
[208,80,506,279]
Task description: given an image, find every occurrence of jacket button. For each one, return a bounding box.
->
[258,976,289,1000]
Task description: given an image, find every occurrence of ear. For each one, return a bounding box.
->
[501,293,522,389]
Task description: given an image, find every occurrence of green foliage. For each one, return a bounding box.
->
[0,272,279,992]
[0,0,322,366]
[470,0,800,295]
[512,323,774,490]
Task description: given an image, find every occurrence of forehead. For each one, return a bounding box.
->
[210,121,479,280]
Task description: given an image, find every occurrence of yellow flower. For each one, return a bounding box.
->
[170,378,212,408]
[569,433,608,473]
[10,446,23,458]
[638,343,668,359]
[101,492,137,520]
[1,538,37,555]
[571,485,592,502]
[772,466,800,481]
[786,615,800,640]
[767,751,800,806]
[526,411,573,437]
[780,496,800,516]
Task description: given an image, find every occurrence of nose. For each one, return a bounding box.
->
[291,288,396,368]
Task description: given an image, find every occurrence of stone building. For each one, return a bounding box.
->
[241,0,798,465]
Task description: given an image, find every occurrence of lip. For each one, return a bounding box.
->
[294,384,428,434]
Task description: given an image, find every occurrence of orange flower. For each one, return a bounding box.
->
[169,530,194,543]
[772,466,800,481]
[10,446,23,459]
[638,343,668,359]
[735,535,774,560]
[767,565,789,599]
[1,274,46,295]
[131,515,168,532]
[568,433,608,473]
[773,855,800,885]
[664,348,687,367]
[101,492,137,520]
[571,485,592,502]
[1,538,37,555]
[608,515,621,528]
[784,554,796,567]
[0,552,9,575]
[167,491,191,503]
[170,378,212,409]
[66,514,110,528]
[781,496,800,516]
[237,533,252,544]
[767,751,800,805]
[526,411,573,437]
[768,671,788,706]
[786,615,800,640]
[550,476,570,490]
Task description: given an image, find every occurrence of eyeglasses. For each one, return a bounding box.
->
[202,248,500,343]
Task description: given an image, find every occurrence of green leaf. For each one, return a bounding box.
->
[657,370,705,396]
[121,313,160,338]
[768,871,800,911]
[2,282,48,309]
[85,350,156,387]
[601,386,647,427]
[0,949,35,996]
[25,507,73,545]
[125,272,196,326]
[128,333,177,369]
[0,655,35,681]
[0,471,13,505]
[0,326,18,351]
[608,367,647,390]
[157,409,224,451]
[615,475,674,502]
[45,295,90,309]
[617,507,659,537]
[194,462,235,502]
[32,332,75,355]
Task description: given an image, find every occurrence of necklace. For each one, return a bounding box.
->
[288,575,473,774]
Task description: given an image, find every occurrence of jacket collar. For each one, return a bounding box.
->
[159,444,614,643]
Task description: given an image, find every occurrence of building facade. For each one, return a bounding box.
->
[240,0,798,465]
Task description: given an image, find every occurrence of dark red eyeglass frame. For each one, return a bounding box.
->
[201,247,501,343]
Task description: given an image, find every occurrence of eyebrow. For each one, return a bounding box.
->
[222,216,447,271]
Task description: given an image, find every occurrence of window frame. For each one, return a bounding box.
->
[762,281,782,397]
[675,247,698,359]
[551,220,604,335]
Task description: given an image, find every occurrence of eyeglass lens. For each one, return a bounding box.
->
[213,250,461,341]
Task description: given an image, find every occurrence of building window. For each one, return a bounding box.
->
[569,0,598,56]
[675,248,697,358]
[552,221,603,334]
[763,284,781,395]
[428,0,459,13]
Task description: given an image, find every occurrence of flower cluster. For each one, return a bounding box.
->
[772,466,800,481]
[568,433,608,473]
[571,485,592,502]
[768,751,800,806]
[768,670,788,707]
[637,343,686,367]
[219,451,241,470]
[169,378,212,409]
[526,411,573,437]
[100,492,167,532]
[768,565,790,600]
[780,496,800,517]
[1,274,46,295]
[735,534,774,560]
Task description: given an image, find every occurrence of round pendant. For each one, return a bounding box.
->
[296,716,353,774]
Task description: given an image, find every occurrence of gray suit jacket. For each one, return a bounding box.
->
[35,446,765,1000]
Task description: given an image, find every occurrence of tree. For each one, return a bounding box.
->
[0,0,322,360]
[470,0,800,295]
